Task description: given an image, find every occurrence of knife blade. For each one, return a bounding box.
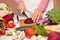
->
[23,12,29,18]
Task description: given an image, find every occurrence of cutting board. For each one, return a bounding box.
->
[20,19,37,27]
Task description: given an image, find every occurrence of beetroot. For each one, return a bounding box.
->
[48,32,60,40]
[24,18,33,24]
[57,36,60,40]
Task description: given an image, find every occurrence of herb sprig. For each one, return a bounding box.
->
[33,24,47,36]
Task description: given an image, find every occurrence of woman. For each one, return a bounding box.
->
[15,0,49,22]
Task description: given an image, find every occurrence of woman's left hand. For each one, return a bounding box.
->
[32,9,43,22]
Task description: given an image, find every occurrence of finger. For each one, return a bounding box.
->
[17,2,25,14]
[19,6,25,14]
[32,13,36,22]
[36,12,42,22]
[20,9,24,13]
[32,11,38,22]
[36,13,40,22]
[32,13,35,21]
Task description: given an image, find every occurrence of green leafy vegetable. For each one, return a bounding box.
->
[47,8,60,24]
[33,24,47,36]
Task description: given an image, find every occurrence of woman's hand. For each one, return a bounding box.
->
[17,1,25,14]
[32,9,43,22]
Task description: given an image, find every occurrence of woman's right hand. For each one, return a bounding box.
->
[17,1,25,14]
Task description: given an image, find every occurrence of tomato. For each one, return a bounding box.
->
[6,21,15,28]
[25,28,34,38]
[1,30,6,35]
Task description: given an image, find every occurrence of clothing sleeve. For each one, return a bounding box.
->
[15,0,23,3]
[38,0,49,11]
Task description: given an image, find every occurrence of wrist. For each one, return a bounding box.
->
[37,8,44,13]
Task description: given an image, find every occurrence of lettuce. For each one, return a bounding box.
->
[47,8,60,24]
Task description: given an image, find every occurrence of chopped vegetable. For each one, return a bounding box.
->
[37,17,50,25]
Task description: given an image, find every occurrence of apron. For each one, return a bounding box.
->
[43,0,53,18]
[23,0,53,18]
[23,0,40,18]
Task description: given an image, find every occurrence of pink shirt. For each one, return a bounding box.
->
[15,0,49,11]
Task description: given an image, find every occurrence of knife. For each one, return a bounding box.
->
[23,12,29,18]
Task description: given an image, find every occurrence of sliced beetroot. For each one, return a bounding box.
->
[48,32,60,40]
[24,18,33,24]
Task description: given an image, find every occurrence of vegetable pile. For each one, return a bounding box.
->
[0,3,15,36]
[47,8,60,24]
[0,3,15,29]
[24,8,60,39]
[24,24,47,38]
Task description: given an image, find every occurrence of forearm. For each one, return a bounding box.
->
[38,0,49,12]
[15,0,23,3]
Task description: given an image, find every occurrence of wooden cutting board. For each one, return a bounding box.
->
[20,20,37,27]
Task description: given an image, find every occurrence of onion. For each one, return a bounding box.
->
[37,17,50,25]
